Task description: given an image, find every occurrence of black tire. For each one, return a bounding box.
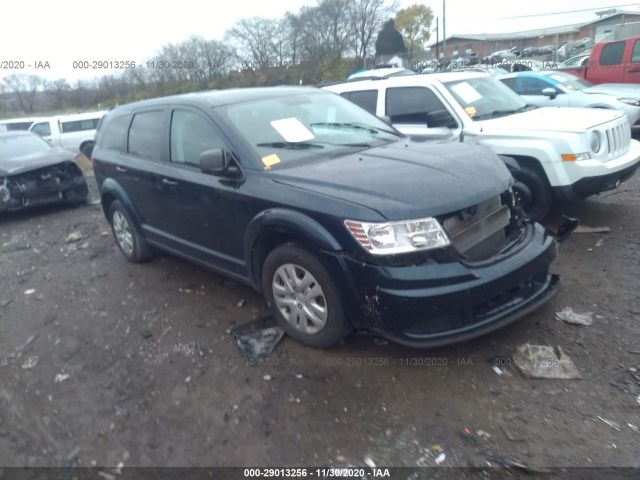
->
[64,184,89,206]
[511,166,552,221]
[108,200,153,262]
[262,243,352,348]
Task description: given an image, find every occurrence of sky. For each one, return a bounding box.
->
[0,0,637,84]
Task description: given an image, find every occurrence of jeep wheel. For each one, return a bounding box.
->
[511,167,552,221]
[262,244,351,348]
[108,200,153,262]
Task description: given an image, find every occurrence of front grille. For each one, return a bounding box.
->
[440,192,515,262]
[605,120,631,160]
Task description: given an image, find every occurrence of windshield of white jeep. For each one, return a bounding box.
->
[443,76,533,121]
[221,91,401,166]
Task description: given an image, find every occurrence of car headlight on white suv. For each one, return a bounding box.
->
[590,130,603,154]
[345,217,450,255]
[618,97,640,106]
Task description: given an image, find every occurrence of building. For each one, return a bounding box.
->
[428,8,640,58]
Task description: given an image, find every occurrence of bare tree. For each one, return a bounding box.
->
[226,17,281,69]
[349,0,397,62]
[1,74,46,113]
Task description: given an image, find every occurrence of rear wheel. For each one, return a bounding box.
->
[262,244,351,348]
[108,200,153,262]
[511,166,552,221]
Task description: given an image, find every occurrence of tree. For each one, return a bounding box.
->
[349,0,398,62]
[394,4,433,60]
[226,17,281,69]
[46,79,71,110]
[1,74,45,113]
[375,19,406,56]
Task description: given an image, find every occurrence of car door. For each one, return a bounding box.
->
[513,76,570,107]
[30,121,54,144]
[383,86,461,141]
[148,107,245,276]
[623,38,640,84]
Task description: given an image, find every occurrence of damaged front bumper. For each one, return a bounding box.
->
[341,222,559,348]
[0,162,88,212]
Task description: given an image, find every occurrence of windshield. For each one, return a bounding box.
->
[1,134,52,160]
[221,91,401,166]
[542,72,592,91]
[443,76,530,121]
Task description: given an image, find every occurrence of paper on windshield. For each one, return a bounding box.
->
[270,117,315,143]
[550,75,567,83]
[451,82,482,104]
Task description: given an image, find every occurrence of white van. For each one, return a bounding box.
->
[29,111,107,153]
[0,117,40,132]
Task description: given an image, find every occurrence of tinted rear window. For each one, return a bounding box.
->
[100,115,131,152]
[128,110,164,161]
[61,118,101,133]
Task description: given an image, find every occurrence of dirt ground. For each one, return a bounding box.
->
[1,149,640,473]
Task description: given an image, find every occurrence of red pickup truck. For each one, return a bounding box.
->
[560,35,640,85]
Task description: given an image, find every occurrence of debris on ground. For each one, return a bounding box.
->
[231,316,285,360]
[597,416,620,431]
[24,289,36,295]
[263,374,272,381]
[363,457,376,468]
[65,231,84,243]
[492,366,504,376]
[16,334,38,354]
[21,356,39,369]
[512,343,581,379]
[54,373,70,383]
[483,450,552,473]
[555,307,594,326]
[574,225,611,234]
[434,452,446,465]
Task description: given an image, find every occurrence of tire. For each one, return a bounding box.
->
[64,184,89,206]
[108,200,153,262]
[261,243,352,348]
[511,166,553,222]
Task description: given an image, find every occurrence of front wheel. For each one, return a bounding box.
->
[511,166,552,222]
[262,244,351,348]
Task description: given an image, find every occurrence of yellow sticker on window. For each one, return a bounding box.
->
[465,106,477,117]
[261,154,281,168]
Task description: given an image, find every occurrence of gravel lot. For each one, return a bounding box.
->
[1,149,640,472]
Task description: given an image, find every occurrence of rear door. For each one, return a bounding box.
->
[623,37,640,84]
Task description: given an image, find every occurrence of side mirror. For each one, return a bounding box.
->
[378,115,393,126]
[542,87,557,99]
[200,148,228,174]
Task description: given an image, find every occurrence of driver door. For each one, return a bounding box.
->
[513,76,570,107]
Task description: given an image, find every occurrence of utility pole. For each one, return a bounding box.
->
[435,17,439,59]
[442,0,446,58]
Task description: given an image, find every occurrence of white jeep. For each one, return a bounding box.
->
[323,72,640,220]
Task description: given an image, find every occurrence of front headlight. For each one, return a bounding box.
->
[590,130,603,154]
[344,217,450,255]
[618,98,640,106]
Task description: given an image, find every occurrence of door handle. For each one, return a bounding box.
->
[161,178,178,186]
[115,166,127,172]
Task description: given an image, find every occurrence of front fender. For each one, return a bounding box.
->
[244,208,343,285]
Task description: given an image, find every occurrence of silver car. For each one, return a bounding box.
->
[499,70,640,127]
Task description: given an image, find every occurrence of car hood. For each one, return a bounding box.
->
[477,106,624,133]
[0,148,76,176]
[583,83,640,98]
[269,140,511,221]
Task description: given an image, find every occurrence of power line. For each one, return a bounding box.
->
[448,3,640,20]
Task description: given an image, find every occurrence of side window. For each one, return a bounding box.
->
[386,87,456,127]
[514,77,550,95]
[128,110,164,161]
[61,118,101,133]
[600,41,625,66]
[345,90,378,114]
[100,115,131,152]
[31,122,51,136]
[632,39,640,63]
[170,110,225,167]
[500,77,516,89]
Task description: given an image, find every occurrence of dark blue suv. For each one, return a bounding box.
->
[92,86,560,348]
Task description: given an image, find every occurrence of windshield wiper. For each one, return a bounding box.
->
[310,122,401,136]
[474,108,523,120]
[256,141,325,150]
